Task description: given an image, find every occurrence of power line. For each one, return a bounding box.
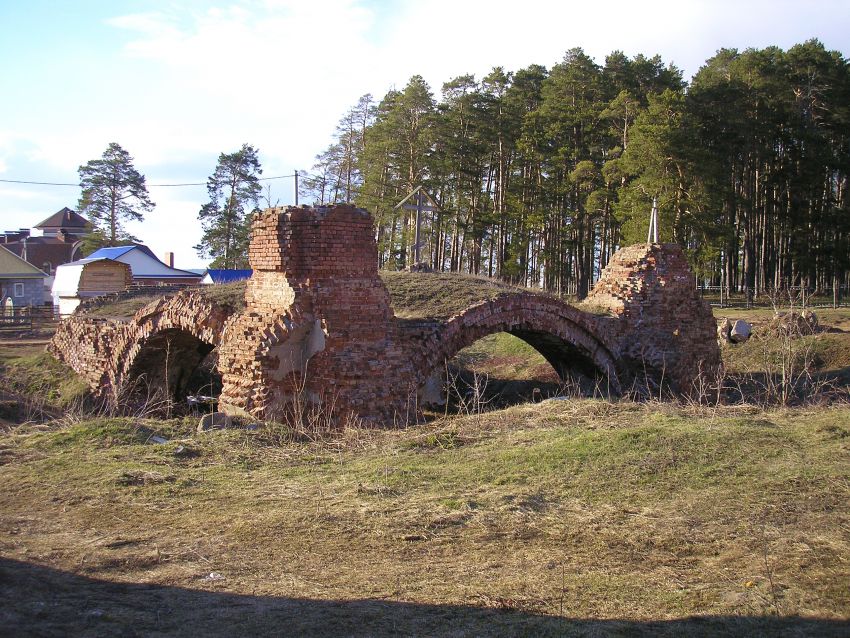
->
[151,174,298,187]
[0,178,79,186]
[0,173,299,188]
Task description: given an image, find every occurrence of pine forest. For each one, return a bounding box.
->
[302,41,850,301]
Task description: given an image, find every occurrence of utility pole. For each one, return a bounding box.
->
[294,170,299,206]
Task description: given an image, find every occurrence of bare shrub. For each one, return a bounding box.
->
[751,289,831,406]
[443,362,493,421]
[263,363,362,445]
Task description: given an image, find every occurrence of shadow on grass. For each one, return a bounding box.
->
[1,558,847,637]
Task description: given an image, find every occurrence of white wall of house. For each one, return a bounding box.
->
[57,296,82,316]
[52,260,130,315]
[51,263,85,303]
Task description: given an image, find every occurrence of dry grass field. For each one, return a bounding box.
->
[1,402,849,636]
[1,298,849,636]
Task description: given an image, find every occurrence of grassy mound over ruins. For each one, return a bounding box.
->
[82,282,248,320]
[0,401,848,635]
[78,271,550,321]
[381,270,550,319]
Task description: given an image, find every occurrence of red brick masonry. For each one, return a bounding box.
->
[49,205,720,425]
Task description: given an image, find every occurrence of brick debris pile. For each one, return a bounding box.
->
[583,243,721,392]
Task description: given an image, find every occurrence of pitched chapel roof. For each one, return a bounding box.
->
[34,207,90,231]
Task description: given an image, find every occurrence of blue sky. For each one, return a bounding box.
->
[1,0,848,268]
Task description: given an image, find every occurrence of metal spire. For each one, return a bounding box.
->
[647,197,659,244]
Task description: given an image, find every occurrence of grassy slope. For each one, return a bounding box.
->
[0,342,89,428]
[84,282,247,320]
[381,271,542,319]
[453,332,558,383]
[1,402,848,636]
[84,272,541,321]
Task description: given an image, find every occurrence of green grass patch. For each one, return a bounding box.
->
[0,350,89,411]
[85,282,247,320]
[381,270,551,319]
[84,294,166,319]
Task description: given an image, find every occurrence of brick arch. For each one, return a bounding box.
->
[120,327,216,402]
[106,291,235,405]
[413,293,622,394]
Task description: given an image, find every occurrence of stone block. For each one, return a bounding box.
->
[198,412,233,432]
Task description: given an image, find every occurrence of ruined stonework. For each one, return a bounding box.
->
[217,205,418,423]
[582,243,721,392]
[49,291,234,405]
[49,205,721,425]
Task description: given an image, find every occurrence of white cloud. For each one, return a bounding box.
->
[101,1,383,173]
[125,186,208,268]
[3,0,848,267]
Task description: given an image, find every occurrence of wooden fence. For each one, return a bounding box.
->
[0,306,60,334]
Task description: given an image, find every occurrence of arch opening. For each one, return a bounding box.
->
[509,328,615,397]
[431,327,615,413]
[124,328,219,412]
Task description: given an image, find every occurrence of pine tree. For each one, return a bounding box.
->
[301,94,374,205]
[77,143,154,248]
[195,144,262,269]
[319,42,850,298]
[358,77,435,268]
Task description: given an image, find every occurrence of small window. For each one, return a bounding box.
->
[14,283,24,297]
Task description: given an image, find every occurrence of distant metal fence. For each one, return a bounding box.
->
[698,285,846,309]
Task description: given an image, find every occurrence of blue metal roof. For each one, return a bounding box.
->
[204,269,252,284]
[75,245,200,278]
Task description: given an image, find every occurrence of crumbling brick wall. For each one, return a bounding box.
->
[218,205,419,424]
[49,291,236,406]
[582,243,721,393]
[50,206,720,424]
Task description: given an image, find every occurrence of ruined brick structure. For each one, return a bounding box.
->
[49,204,720,425]
[49,291,232,405]
[585,243,722,391]
[216,205,417,423]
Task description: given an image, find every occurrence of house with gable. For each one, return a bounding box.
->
[0,244,47,307]
[52,244,202,314]
[1,207,91,298]
[34,207,91,239]
[84,245,202,287]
